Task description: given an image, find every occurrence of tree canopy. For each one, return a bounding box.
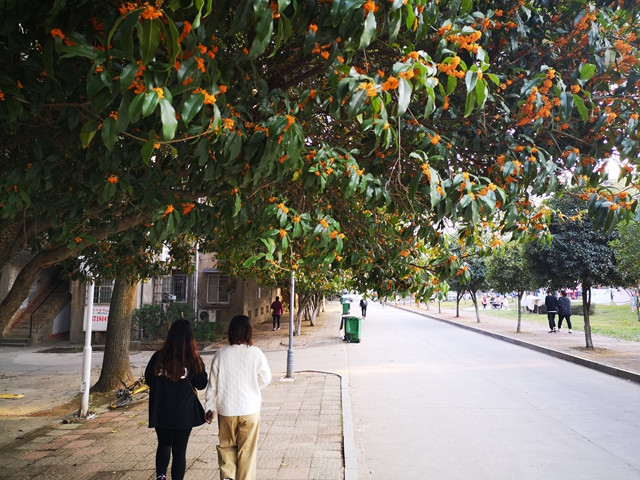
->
[2,0,640,332]
[526,193,625,347]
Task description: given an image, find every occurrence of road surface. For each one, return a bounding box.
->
[346,302,640,480]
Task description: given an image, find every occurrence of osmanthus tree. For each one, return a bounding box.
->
[610,220,640,322]
[2,1,640,335]
[62,232,198,391]
[486,243,536,333]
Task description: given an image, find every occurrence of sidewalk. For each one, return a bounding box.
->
[396,302,640,383]
[0,303,349,480]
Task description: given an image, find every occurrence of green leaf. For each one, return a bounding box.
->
[359,11,376,49]
[464,89,476,117]
[159,97,177,139]
[579,63,596,82]
[182,94,205,126]
[465,70,478,93]
[243,254,264,268]
[233,193,242,216]
[141,140,155,165]
[397,77,412,115]
[573,94,588,122]
[101,116,118,150]
[80,120,99,148]
[142,91,159,117]
[138,18,162,66]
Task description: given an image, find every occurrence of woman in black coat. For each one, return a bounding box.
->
[145,319,208,480]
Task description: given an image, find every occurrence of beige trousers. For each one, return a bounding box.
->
[217,413,260,480]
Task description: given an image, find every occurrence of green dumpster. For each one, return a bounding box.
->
[343,316,362,343]
[342,302,350,314]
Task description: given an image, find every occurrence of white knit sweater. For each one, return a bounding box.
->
[204,344,272,416]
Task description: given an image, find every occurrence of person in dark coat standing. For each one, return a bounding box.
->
[359,297,368,318]
[557,290,573,333]
[145,319,208,480]
[545,290,558,333]
[270,296,283,331]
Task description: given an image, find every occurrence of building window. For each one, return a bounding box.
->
[94,280,114,305]
[206,274,230,305]
[172,274,188,302]
[161,274,188,303]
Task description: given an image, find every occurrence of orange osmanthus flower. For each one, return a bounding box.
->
[163,205,175,218]
[107,174,118,184]
[182,203,196,214]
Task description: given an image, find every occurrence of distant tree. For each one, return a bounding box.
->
[610,221,640,322]
[487,244,537,333]
[525,195,624,348]
[447,249,487,322]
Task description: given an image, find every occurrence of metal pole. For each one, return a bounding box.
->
[80,281,94,417]
[286,271,295,379]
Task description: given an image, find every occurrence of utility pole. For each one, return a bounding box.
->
[79,281,94,417]
[286,271,295,379]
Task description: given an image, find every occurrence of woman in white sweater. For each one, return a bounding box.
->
[205,315,272,480]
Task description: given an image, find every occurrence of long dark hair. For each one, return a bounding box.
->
[228,315,253,346]
[154,319,203,381]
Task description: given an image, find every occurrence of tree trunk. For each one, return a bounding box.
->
[582,285,594,349]
[470,290,480,323]
[455,291,463,317]
[516,292,523,333]
[93,278,136,392]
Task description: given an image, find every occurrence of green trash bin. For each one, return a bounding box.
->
[342,302,350,314]
[344,316,362,343]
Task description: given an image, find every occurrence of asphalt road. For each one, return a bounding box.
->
[346,302,640,480]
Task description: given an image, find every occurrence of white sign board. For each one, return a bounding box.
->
[90,305,109,332]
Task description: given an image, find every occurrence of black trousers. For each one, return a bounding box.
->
[547,312,556,330]
[558,314,572,329]
[273,314,281,329]
[155,427,192,480]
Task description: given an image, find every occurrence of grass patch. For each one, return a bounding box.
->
[441,300,640,342]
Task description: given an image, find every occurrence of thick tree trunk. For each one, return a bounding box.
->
[582,285,594,349]
[0,212,148,334]
[0,247,71,334]
[93,279,136,392]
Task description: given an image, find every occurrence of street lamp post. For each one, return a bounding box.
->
[286,271,295,379]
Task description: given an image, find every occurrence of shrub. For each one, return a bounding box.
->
[194,320,226,342]
[132,303,196,341]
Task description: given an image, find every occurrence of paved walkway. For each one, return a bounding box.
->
[0,300,638,480]
[0,304,349,480]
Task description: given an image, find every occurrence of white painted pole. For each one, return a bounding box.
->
[80,281,94,417]
[286,271,295,379]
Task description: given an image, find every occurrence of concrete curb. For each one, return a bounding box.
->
[397,306,640,385]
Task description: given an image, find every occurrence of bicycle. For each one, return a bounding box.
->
[109,377,150,409]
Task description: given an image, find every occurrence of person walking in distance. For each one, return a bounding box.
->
[145,320,208,480]
[359,297,368,318]
[545,290,558,333]
[205,315,272,480]
[270,296,283,331]
[557,290,573,333]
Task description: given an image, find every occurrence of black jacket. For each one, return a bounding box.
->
[145,351,208,430]
[557,296,571,316]
[545,295,558,313]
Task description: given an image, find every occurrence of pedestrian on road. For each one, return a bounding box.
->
[270,296,283,331]
[545,290,558,332]
[145,319,208,480]
[557,290,573,333]
[205,315,272,480]
[482,294,488,309]
[359,297,368,318]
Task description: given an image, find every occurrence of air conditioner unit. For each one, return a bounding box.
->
[198,309,217,323]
